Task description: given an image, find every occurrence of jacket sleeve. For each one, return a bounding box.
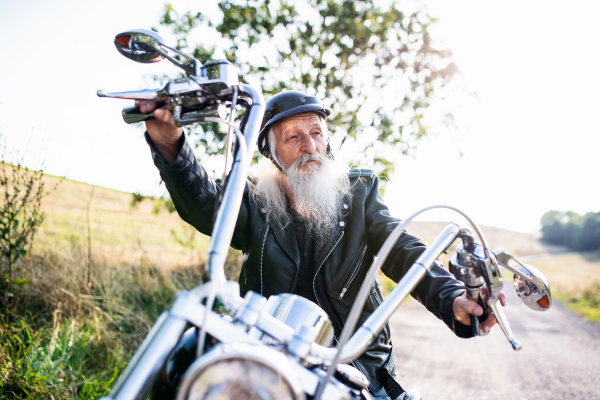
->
[145,133,250,252]
[364,175,473,338]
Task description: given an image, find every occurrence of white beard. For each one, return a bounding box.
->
[251,152,351,243]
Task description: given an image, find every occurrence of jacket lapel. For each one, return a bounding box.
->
[269,218,300,267]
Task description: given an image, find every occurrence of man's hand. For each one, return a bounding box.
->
[453,292,507,333]
[136,100,183,164]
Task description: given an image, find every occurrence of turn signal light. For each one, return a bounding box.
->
[537,294,550,309]
[116,35,131,47]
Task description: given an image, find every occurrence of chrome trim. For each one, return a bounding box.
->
[204,84,264,284]
[261,294,334,348]
[114,29,165,63]
[97,89,164,100]
[489,296,522,351]
[493,248,552,311]
[335,363,369,390]
[176,343,305,400]
[205,119,248,283]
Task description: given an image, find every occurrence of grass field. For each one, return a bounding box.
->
[1,172,597,398]
[37,174,211,269]
[0,173,235,399]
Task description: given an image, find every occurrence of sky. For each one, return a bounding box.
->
[0,0,598,234]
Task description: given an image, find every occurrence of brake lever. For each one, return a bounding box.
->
[450,230,522,350]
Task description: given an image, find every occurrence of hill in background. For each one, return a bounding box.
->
[37,174,210,271]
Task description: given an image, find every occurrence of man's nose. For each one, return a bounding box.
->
[303,135,317,153]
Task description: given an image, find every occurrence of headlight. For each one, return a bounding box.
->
[177,343,304,400]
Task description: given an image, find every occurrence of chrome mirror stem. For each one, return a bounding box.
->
[150,42,202,76]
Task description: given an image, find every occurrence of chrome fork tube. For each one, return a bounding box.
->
[356,223,461,340]
[206,84,264,283]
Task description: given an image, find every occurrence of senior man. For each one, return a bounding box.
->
[137,91,504,400]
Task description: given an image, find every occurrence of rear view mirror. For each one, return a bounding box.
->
[493,248,552,311]
[114,29,165,63]
[113,29,200,76]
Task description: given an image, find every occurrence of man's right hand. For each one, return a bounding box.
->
[136,100,183,164]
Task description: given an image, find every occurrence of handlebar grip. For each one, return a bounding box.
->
[466,287,489,336]
[122,106,155,124]
[122,104,171,124]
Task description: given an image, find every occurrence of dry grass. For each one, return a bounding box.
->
[530,251,600,294]
[37,174,212,270]
[0,173,243,399]
[527,251,600,322]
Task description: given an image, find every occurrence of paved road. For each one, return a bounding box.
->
[389,289,600,400]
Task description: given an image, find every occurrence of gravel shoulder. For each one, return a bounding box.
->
[389,289,600,400]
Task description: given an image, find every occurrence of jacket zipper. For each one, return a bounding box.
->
[259,224,270,296]
[339,245,368,300]
[312,231,345,310]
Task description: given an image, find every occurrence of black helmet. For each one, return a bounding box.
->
[258,90,331,160]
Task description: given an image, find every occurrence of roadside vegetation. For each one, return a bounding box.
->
[0,172,242,399]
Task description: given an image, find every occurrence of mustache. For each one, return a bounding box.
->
[290,152,328,169]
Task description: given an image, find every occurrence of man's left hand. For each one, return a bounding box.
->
[453,292,507,333]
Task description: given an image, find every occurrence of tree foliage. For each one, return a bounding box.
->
[156,0,458,179]
[541,210,600,251]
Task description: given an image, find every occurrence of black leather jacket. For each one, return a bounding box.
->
[147,134,472,396]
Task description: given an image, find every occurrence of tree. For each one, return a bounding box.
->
[155,0,458,180]
[540,210,600,251]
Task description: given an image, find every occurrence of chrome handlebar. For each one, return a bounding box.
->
[98,60,240,127]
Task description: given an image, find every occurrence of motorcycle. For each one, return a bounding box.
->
[97,29,552,400]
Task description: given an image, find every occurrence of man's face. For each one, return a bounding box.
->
[273,112,327,171]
